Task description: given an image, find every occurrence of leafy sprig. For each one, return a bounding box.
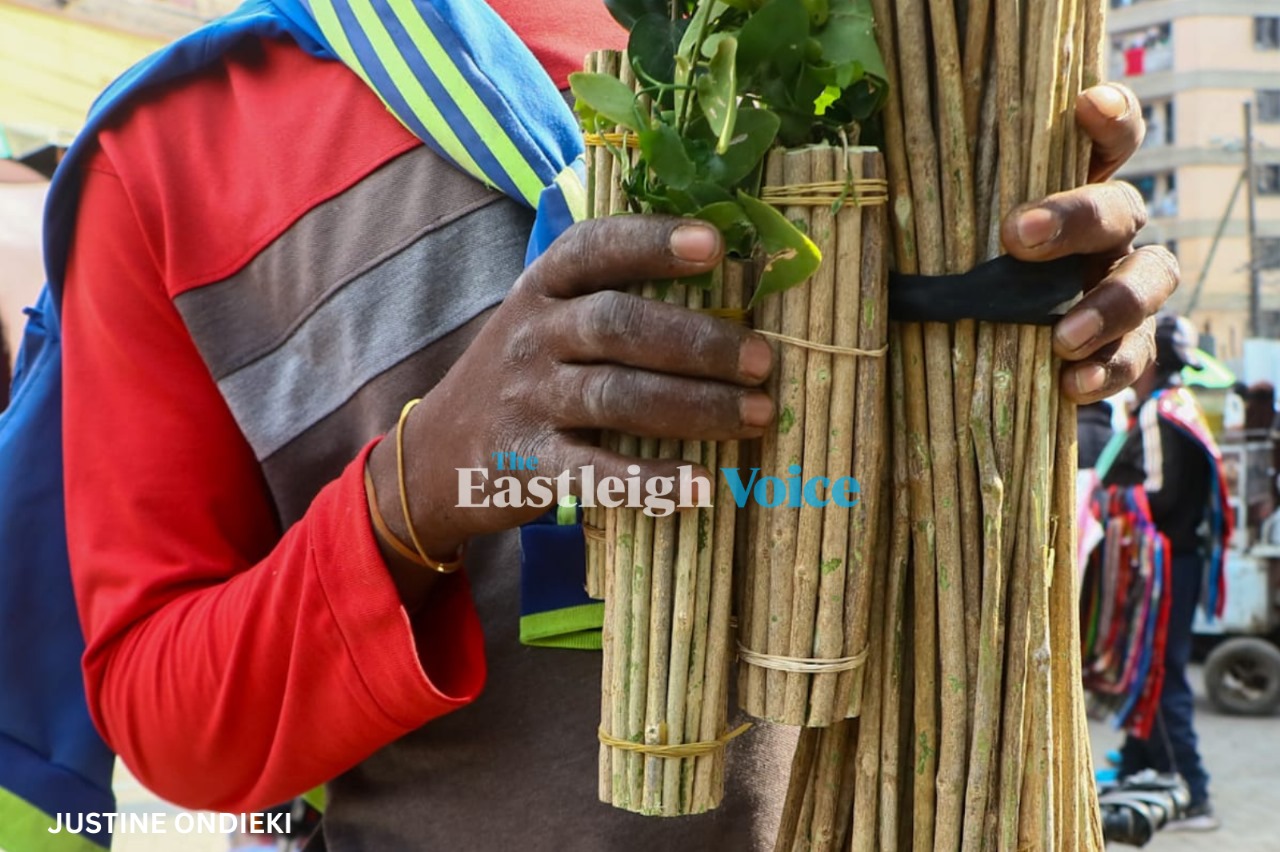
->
[572,0,887,303]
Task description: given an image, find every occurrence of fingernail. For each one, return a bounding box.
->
[1016,208,1061,250]
[739,336,773,382]
[1056,308,1104,353]
[741,394,774,428]
[1084,85,1130,121]
[670,224,719,262]
[1075,364,1108,396]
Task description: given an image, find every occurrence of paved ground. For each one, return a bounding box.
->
[110,664,1277,851]
[1089,664,1280,851]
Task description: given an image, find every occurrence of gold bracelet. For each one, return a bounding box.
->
[363,463,429,568]
[395,399,465,574]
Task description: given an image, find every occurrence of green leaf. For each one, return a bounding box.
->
[696,35,739,154]
[737,0,810,78]
[678,0,732,60]
[629,14,685,87]
[604,0,671,29]
[802,0,829,25]
[738,191,822,306]
[705,107,779,188]
[813,84,841,115]
[641,123,697,189]
[693,200,756,256]
[569,72,644,132]
[815,0,887,83]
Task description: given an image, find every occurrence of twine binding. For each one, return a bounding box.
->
[755,330,888,358]
[583,131,641,149]
[736,643,870,674]
[695,309,886,357]
[760,179,889,209]
[597,722,752,758]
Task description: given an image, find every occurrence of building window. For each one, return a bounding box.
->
[1257,17,1280,50]
[1258,164,1280,196]
[1141,99,1174,147]
[1131,171,1178,218]
[1258,238,1280,271]
[1259,90,1280,123]
[1110,24,1173,78]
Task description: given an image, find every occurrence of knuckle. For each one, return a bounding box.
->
[581,368,631,424]
[1107,274,1147,321]
[585,290,644,346]
[1138,245,1181,294]
[504,321,541,368]
[1112,182,1148,231]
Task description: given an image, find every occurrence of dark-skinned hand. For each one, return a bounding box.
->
[1001,82,1178,403]
[372,82,1176,606]
[366,217,763,602]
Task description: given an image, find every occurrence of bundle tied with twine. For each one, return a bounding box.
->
[586,49,745,817]
[738,145,890,729]
[774,0,1108,849]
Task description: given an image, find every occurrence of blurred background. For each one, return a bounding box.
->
[1,1,1278,850]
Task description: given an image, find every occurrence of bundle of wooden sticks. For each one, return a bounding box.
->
[775,0,1108,848]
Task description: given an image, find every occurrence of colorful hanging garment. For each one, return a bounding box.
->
[1080,486,1173,739]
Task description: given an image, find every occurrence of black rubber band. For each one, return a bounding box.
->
[888,254,1085,326]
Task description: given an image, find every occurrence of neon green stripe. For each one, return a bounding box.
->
[0,789,106,852]
[554,165,588,224]
[347,0,486,186]
[385,0,546,207]
[310,0,484,184]
[308,0,371,87]
[301,785,327,813]
[520,603,604,651]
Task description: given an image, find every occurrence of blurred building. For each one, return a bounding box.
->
[0,0,238,150]
[1109,0,1280,359]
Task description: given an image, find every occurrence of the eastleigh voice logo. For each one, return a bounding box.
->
[458,452,861,517]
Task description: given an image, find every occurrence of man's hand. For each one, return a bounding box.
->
[368,217,773,566]
[1001,83,1179,403]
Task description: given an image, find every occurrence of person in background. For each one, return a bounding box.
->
[1078,400,1115,470]
[1104,313,1232,832]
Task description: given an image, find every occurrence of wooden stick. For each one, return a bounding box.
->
[959,321,1006,849]
[742,151,786,719]
[775,729,821,852]
[892,4,945,847]
[808,145,861,728]
[809,722,854,850]
[877,328,911,852]
[693,263,747,812]
[764,150,813,722]
[961,0,992,165]
[785,147,834,726]
[848,491,890,852]
[626,435,658,808]
[840,151,888,723]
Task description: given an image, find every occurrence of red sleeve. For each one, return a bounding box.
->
[62,155,486,812]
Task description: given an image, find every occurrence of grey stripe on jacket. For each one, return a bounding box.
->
[177,141,792,850]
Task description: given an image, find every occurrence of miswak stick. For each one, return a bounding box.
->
[809,146,863,727]
[785,146,834,726]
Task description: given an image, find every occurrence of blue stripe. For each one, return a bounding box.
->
[0,733,115,845]
[328,0,466,178]
[527,183,576,266]
[366,0,525,203]
[427,1,578,187]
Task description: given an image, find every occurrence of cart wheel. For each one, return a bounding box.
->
[1203,637,1280,716]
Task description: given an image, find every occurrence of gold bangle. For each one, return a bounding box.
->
[395,399,465,574]
[363,463,429,568]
